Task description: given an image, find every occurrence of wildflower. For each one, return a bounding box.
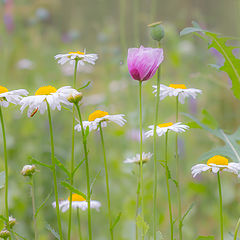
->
[127,46,164,81]
[19,86,75,117]
[75,110,126,132]
[153,84,202,104]
[0,86,28,108]
[52,194,101,213]
[0,229,10,239]
[124,152,152,164]
[145,122,189,138]
[54,50,98,67]
[67,91,83,104]
[8,216,16,228]
[21,165,36,177]
[191,155,240,178]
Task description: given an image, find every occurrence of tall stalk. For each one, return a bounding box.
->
[217,172,223,240]
[77,209,83,240]
[75,103,92,240]
[153,41,161,240]
[0,106,11,238]
[234,216,240,240]
[99,123,113,240]
[46,103,63,240]
[30,176,37,240]
[68,58,79,240]
[175,95,182,240]
[135,167,140,240]
[164,132,173,240]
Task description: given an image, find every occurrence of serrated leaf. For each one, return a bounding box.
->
[196,236,215,240]
[110,212,122,231]
[46,224,60,240]
[136,215,149,236]
[61,181,87,199]
[0,171,5,189]
[55,157,70,177]
[35,190,52,217]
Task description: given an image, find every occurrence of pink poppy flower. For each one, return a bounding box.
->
[127,46,164,81]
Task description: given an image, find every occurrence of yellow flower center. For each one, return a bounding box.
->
[88,110,109,121]
[0,86,8,94]
[68,51,85,55]
[158,122,173,128]
[35,86,57,96]
[207,155,229,166]
[169,84,187,89]
[68,194,86,202]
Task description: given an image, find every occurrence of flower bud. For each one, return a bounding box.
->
[148,21,164,42]
[8,217,16,228]
[21,165,36,177]
[0,230,10,239]
[67,92,83,104]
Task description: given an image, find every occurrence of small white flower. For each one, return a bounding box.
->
[52,194,101,213]
[75,110,126,132]
[19,86,75,117]
[153,84,202,104]
[145,122,189,138]
[55,50,98,67]
[191,155,240,178]
[124,152,152,164]
[0,86,28,108]
[21,165,36,176]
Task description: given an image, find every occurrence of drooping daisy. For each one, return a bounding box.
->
[0,86,28,108]
[124,152,152,164]
[75,110,126,132]
[52,194,101,213]
[153,84,202,104]
[19,86,76,117]
[54,50,98,67]
[145,122,189,138]
[191,155,240,178]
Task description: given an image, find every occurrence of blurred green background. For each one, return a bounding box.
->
[1,0,240,239]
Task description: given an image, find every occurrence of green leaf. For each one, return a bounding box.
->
[46,224,60,240]
[55,157,70,177]
[61,181,87,199]
[180,27,206,37]
[35,190,52,217]
[0,171,5,189]
[72,158,85,176]
[201,109,219,129]
[196,236,215,240]
[110,212,122,231]
[136,215,149,236]
[0,214,7,222]
[29,157,52,169]
[83,126,90,143]
[11,231,28,240]
[77,81,91,90]
[181,203,194,224]
[90,170,101,195]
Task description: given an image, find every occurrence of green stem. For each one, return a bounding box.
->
[139,81,144,239]
[46,103,63,240]
[99,123,113,240]
[77,209,82,240]
[153,41,161,240]
[0,106,10,237]
[175,96,182,240]
[234,217,240,240]
[30,176,37,240]
[75,103,92,240]
[136,166,140,240]
[67,58,78,240]
[217,172,224,240]
[165,132,173,240]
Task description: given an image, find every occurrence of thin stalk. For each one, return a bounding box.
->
[46,103,63,240]
[136,167,141,240]
[153,41,161,240]
[139,81,144,239]
[164,132,173,240]
[99,123,113,240]
[0,106,10,237]
[75,103,92,240]
[234,216,240,240]
[77,209,83,240]
[175,96,182,240]
[217,172,224,240]
[30,176,37,240]
[67,58,79,240]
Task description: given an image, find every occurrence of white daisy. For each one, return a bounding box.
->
[153,84,202,104]
[124,152,153,164]
[145,122,189,138]
[75,110,126,132]
[52,194,101,213]
[0,86,28,108]
[54,50,98,67]
[19,86,75,117]
[191,155,240,178]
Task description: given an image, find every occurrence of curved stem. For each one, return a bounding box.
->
[30,176,37,240]
[47,103,63,240]
[0,106,10,237]
[99,123,113,240]
[234,217,240,240]
[153,41,161,240]
[165,132,173,240]
[75,104,92,240]
[217,172,224,240]
[77,209,83,240]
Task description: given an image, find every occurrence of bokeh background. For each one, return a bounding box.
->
[1,0,240,239]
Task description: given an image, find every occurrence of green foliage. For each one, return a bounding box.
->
[136,215,149,236]
[29,157,52,169]
[90,170,101,195]
[54,157,70,177]
[61,181,87,199]
[150,231,164,240]
[46,224,60,240]
[196,236,215,240]
[110,212,122,231]
[181,203,194,225]
[35,191,52,218]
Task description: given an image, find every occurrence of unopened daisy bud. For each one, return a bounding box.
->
[21,165,36,177]
[68,92,83,104]
[8,217,16,228]
[148,21,164,42]
[0,229,10,239]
